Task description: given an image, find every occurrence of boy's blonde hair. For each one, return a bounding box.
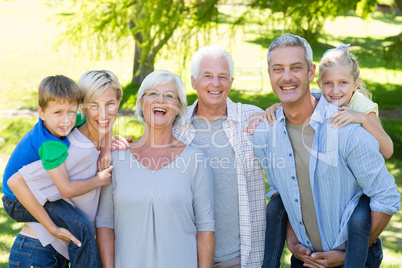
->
[318,49,371,99]
[38,75,81,110]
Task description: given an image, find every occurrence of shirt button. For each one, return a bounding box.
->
[289,153,292,157]
[284,131,287,134]
[306,241,310,244]
[295,199,298,202]
[299,222,302,225]
[292,176,295,180]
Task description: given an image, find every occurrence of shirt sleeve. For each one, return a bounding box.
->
[96,180,115,229]
[252,123,278,198]
[38,141,69,170]
[192,150,215,232]
[75,113,86,127]
[344,127,400,215]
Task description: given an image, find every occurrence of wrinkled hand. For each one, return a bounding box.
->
[263,103,281,126]
[97,148,112,171]
[111,135,132,151]
[50,226,82,247]
[244,112,264,135]
[96,165,114,186]
[303,250,345,268]
[330,106,367,128]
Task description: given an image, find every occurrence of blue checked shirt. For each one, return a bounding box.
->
[253,93,400,252]
[174,98,266,268]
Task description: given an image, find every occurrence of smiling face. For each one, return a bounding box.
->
[191,57,233,113]
[318,65,360,107]
[268,46,315,106]
[140,82,181,129]
[82,87,121,136]
[38,100,78,139]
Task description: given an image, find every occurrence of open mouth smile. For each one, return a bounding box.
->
[280,85,298,90]
[153,107,167,115]
[97,119,111,127]
[208,91,222,95]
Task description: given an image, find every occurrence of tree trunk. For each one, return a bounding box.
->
[395,0,402,11]
[132,42,155,86]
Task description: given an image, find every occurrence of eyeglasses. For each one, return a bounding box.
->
[143,89,179,101]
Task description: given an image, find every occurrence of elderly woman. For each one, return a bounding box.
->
[7,70,122,267]
[96,70,215,268]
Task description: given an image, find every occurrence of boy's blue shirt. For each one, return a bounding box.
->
[2,118,70,199]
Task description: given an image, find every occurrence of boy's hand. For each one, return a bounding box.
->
[49,225,82,247]
[263,103,281,126]
[330,107,367,128]
[244,112,264,135]
[98,149,112,171]
[111,135,132,151]
[96,166,114,187]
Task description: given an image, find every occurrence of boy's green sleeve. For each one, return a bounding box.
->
[38,141,69,170]
[75,113,86,127]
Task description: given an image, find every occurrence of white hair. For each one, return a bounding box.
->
[191,46,234,79]
[136,70,187,124]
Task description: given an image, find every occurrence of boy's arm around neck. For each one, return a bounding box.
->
[47,163,113,199]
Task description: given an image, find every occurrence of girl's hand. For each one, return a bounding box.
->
[263,103,281,126]
[111,135,132,150]
[244,112,264,135]
[330,107,367,128]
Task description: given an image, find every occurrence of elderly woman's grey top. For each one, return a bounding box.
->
[96,145,214,268]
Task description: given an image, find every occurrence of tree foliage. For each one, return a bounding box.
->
[57,0,219,85]
[251,0,377,43]
[56,0,379,90]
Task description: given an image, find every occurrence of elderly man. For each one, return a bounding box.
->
[253,34,400,267]
[174,46,266,267]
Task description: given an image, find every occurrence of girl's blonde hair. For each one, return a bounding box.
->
[318,48,371,99]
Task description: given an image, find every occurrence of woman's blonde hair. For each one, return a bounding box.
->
[78,70,123,105]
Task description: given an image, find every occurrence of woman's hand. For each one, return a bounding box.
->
[244,112,264,135]
[111,135,132,150]
[49,225,82,247]
[264,103,281,126]
[330,107,367,128]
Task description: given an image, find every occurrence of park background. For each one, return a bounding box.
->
[0,0,401,266]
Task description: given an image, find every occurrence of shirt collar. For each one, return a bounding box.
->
[183,97,239,124]
[276,93,335,125]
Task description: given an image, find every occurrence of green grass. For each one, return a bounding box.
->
[1,0,401,266]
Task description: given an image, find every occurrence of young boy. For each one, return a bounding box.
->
[2,75,109,267]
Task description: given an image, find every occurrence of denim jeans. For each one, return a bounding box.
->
[9,234,69,268]
[345,194,371,268]
[290,238,383,268]
[262,195,288,268]
[3,196,101,267]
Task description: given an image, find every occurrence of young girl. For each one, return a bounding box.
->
[253,44,393,267]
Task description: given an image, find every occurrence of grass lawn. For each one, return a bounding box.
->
[0,0,401,267]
